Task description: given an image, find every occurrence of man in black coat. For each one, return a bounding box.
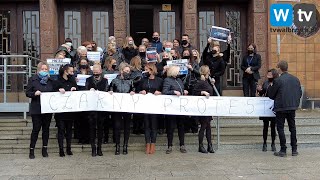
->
[268,60,302,157]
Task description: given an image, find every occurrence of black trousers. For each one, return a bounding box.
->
[88,111,105,147]
[30,114,52,149]
[263,118,276,144]
[214,77,222,96]
[242,76,257,97]
[144,114,158,143]
[166,115,185,147]
[276,110,297,152]
[132,113,144,133]
[103,112,112,142]
[198,117,212,145]
[184,116,198,133]
[158,115,166,132]
[113,112,131,145]
[78,112,89,143]
[56,119,73,149]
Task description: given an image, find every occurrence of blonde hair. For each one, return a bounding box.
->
[37,62,49,72]
[161,51,173,61]
[118,62,131,72]
[192,49,200,63]
[123,36,137,49]
[130,56,142,70]
[104,57,116,69]
[107,43,116,54]
[199,65,210,81]
[167,65,180,78]
[145,63,158,75]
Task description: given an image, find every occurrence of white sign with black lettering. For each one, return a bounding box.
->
[40,91,275,117]
[47,58,71,75]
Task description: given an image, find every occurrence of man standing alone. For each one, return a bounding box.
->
[268,60,302,157]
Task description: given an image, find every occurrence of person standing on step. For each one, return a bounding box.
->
[257,69,278,152]
[137,63,163,154]
[162,65,189,154]
[109,62,135,155]
[26,62,55,159]
[85,64,109,157]
[193,65,215,154]
[54,64,77,157]
[268,60,302,157]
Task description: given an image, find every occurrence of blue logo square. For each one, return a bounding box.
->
[270,4,293,27]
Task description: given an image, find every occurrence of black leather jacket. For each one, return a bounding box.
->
[109,75,135,93]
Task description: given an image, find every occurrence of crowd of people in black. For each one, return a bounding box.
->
[26,32,302,159]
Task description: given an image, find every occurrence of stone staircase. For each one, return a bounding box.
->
[0,111,320,154]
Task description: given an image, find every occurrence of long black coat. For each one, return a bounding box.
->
[241,53,261,81]
[25,75,55,115]
[122,47,138,63]
[268,72,302,112]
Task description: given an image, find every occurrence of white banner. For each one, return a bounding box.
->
[40,91,275,117]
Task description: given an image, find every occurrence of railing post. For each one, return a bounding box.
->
[3,57,7,103]
[28,57,32,78]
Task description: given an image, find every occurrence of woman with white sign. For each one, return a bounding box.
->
[193,65,215,153]
[109,63,135,155]
[26,62,55,159]
[137,63,163,154]
[162,65,189,154]
[54,64,77,157]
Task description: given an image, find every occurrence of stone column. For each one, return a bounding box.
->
[113,0,127,47]
[182,0,198,49]
[39,0,59,61]
[251,0,268,80]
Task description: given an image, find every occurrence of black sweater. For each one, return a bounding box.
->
[137,76,163,94]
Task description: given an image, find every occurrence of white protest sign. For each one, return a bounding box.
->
[47,58,71,75]
[210,26,230,42]
[87,51,101,62]
[76,74,92,86]
[104,74,118,85]
[40,91,275,117]
[167,59,189,75]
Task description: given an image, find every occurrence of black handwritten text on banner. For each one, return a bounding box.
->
[40,91,275,117]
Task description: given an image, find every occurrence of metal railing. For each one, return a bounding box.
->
[0,55,41,119]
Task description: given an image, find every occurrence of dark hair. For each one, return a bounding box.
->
[65,38,72,43]
[173,39,180,44]
[59,64,73,77]
[277,60,288,72]
[182,34,189,37]
[268,68,279,79]
[182,48,195,64]
[248,43,257,53]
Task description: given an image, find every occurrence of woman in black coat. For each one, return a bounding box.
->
[109,62,135,155]
[162,65,189,154]
[26,62,54,159]
[257,69,278,152]
[241,43,262,97]
[54,64,77,157]
[122,36,138,63]
[137,63,163,154]
[193,65,215,153]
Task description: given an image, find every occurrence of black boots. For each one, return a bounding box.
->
[92,145,97,157]
[271,144,276,152]
[207,143,215,153]
[29,148,35,159]
[66,146,73,156]
[123,144,128,155]
[59,148,65,157]
[115,144,120,155]
[199,144,208,153]
[262,144,267,152]
[42,147,48,157]
[97,146,103,156]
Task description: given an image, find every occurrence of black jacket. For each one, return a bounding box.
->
[268,72,302,112]
[162,77,185,95]
[137,76,163,94]
[156,61,167,79]
[25,75,55,115]
[241,53,261,81]
[184,62,200,91]
[203,54,226,79]
[54,76,78,120]
[193,80,214,96]
[109,75,135,93]
[258,80,276,121]
[122,47,138,63]
[201,43,230,67]
[85,76,109,91]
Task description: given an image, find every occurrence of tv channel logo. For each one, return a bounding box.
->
[270,3,318,27]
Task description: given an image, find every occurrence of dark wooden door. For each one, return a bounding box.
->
[130,8,154,45]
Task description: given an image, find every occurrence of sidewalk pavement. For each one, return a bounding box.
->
[0,147,319,180]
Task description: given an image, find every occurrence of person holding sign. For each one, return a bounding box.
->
[26,62,55,159]
[193,65,215,154]
[241,43,261,97]
[257,69,278,152]
[137,64,163,154]
[54,64,77,157]
[85,64,109,157]
[162,66,189,154]
[109,63,135,155]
